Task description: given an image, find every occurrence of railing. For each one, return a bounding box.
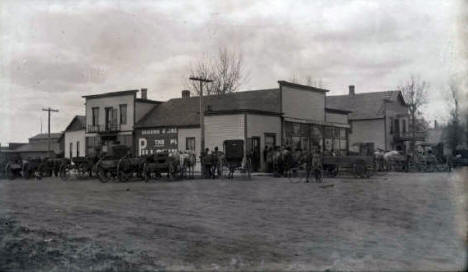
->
[87,123,121,133]
[393,131,425,142]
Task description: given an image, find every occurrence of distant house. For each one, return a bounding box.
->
[82,88,161,156]
[64,115,86,158]
[327,85,415,152]
[13,132,64,159]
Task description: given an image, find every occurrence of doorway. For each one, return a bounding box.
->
[247,137,261,172]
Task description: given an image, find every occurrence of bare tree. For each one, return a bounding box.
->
[399,75,428,158]
[187,48,246,96]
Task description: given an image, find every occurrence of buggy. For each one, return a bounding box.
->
[222,140,251,179]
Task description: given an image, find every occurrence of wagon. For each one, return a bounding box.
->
[59,156,98,181]
[142,152,179,182]
[222,140,251,179]
[117,155,145,182]
[322,154,374,178]
[95,145,130,183]
[4,160,23,180]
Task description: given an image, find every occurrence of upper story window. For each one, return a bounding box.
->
[119,104,127,125]
[92,107,99,126]
[402,119,407,133]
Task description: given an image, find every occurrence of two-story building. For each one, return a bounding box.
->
[82,88,161,156]
[135,81,351,171]
[326,85,415,152]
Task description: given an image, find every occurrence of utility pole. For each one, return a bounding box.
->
[189,76,212,157]
[42,107,59,158]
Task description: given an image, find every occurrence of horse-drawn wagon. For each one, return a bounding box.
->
[59,156,98,181]
[142,151,180,182]
[222,140,251,179]
[322,154,374,178]
[95,145,131,183]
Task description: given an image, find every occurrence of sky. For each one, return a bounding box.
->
[1,0,467,144]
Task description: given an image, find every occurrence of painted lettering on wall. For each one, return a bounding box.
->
[137,127,178,156]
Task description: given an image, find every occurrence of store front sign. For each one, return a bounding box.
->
[137,128,178,156]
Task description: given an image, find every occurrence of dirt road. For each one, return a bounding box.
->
[1,170,466,271]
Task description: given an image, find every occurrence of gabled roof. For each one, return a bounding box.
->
[136,89,281,128]
[64,115,86,132]
[326,90,406,120]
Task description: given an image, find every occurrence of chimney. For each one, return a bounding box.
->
[182,90,190,99]
[141,88,147,100]
[349,85,355,96]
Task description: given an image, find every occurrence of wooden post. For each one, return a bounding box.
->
[42,107,59,158]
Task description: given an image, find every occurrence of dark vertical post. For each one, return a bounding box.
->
[42,107,59,158]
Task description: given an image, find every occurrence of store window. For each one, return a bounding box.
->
[69,142,73,158]
[264,133,276,149]
[76,141,80,157]
[186,137,195,151]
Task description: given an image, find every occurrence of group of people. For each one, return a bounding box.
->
[200,147,223,179]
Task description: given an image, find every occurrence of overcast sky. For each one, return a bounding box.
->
[1,0,467,144]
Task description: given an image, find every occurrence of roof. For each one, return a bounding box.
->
[29,133,63,141]
[278,81,329,93]
[136,89,280,128]
[326,91,405,120]
[14,141,61,154]
[136,98,162,104]
[64,115,85,132]
[82,90,138,99]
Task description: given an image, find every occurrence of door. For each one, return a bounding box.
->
[247,137,261,172]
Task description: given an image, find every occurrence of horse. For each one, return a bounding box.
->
[374,149,385,171]
[180,150,197,179]
[383,150,405,171]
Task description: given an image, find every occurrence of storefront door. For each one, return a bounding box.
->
[247,137,261,172]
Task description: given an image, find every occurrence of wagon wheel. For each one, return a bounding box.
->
[59,165,71,181]
[97,167,110,183]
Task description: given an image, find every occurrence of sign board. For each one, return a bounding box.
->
[136,128,178,156]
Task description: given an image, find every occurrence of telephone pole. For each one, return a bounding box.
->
[42,107,59,158]
[189,76,212,156]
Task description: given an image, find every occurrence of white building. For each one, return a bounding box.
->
[82,88,161,156]
[64,115,86,159]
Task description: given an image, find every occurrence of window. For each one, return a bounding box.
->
[76,141,80,157]
[69,142,73,158]
[186,137,195,151]
[119,104,127,124]
[402,119,407,133]
[92,107,99,126]
[264,133,276,149]
[390,118,394,134]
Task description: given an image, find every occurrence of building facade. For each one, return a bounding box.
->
[64,115,86,159]
[82,88,160,156]
[327,85,412,152]
[135,81,351,171]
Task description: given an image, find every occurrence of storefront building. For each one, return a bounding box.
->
[82,88,161,156]
[135,81,351,171]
